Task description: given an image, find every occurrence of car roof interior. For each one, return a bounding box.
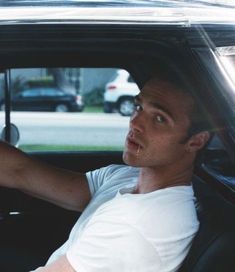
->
[0,23,234,272]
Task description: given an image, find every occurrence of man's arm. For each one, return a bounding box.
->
[0,141,91,212]
[32,255,75,272]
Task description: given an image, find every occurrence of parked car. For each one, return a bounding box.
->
[0,87,84,112]
[104,69,139,116]
[0,1,234,272]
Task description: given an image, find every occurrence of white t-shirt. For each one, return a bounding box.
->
[47,164,199,272]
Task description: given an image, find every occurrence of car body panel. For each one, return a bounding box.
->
[1,3,235,25]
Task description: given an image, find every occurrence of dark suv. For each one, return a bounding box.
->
[0,87,84,112]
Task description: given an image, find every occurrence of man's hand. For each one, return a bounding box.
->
[32,255,75,272]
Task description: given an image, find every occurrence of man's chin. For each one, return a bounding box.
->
[122,151,142,167]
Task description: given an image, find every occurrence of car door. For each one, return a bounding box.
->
[0,66,126,271]
[0,5,234,272]
[12,89,43,111]
[40,88,61,111]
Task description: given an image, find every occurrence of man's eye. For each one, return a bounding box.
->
[134,103,142,112]
[155,115,165,123]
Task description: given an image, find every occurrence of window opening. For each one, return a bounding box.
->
[2,67,137,152]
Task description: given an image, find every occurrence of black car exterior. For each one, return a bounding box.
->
[0,87,84,112]
[0,1,234,272]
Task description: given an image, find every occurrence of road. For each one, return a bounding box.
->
[0,112,130,147]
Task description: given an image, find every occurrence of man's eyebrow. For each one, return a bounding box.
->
[150,102,174,120]
[135,94,174,120]
[134,95,140,102]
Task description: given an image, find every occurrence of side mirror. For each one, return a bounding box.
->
[1,123,20,146]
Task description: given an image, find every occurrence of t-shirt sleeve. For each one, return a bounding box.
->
[66,220,162,272]
[86,164,126,196]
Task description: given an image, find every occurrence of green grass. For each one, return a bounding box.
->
[84,106,103,113]
[19,144,123,152]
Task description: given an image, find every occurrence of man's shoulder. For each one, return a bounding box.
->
[92,164,139,181]
[87,164,139,196]
[100,164,140,187]
[104,164,139,176]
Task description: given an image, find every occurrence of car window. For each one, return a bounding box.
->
[0,73,4,134]
[21,89,42,97]
[128,75,135,83]
[41,88,63,96]
[195,45,235,133]
[216,46,235,88]
[0,67,133,153]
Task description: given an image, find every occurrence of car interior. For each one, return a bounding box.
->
[0,23,234,272]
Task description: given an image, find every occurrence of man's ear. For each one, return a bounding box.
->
[186,131,210,152]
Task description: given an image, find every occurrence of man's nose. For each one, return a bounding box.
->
[130,111,144,133]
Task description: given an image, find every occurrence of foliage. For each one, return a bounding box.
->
[11,75,28,94]
[27,76,55,88]
[10,75,55,95]
[84,106,103,113]
[83,88,104,106]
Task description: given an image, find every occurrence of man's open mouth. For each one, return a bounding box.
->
[127,135,142,150]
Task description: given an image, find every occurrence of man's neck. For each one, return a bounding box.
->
[133,165,193,194]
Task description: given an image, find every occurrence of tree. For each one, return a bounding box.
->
[47,68,77,94]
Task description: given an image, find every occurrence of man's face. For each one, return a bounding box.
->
[123,78,194,168]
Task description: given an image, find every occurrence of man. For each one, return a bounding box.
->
[0,74,210,271]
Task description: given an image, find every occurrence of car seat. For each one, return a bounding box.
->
[178,174,235,272]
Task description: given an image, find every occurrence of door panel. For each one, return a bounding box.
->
[0,151,123,271]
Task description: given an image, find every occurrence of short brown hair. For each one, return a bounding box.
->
[146,63,213,138]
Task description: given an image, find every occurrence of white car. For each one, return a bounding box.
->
[103,69,140,116]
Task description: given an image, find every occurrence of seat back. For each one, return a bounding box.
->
[179,175,235,272]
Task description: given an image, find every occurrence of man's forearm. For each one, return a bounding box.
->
[0,140,29,189]
[0,140,91,212]
[30,255,75,272]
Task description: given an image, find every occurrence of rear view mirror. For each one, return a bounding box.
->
[1,123,20,146]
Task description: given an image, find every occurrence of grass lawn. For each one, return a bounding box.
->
[84,106,103,113]
[20,144,123,152]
